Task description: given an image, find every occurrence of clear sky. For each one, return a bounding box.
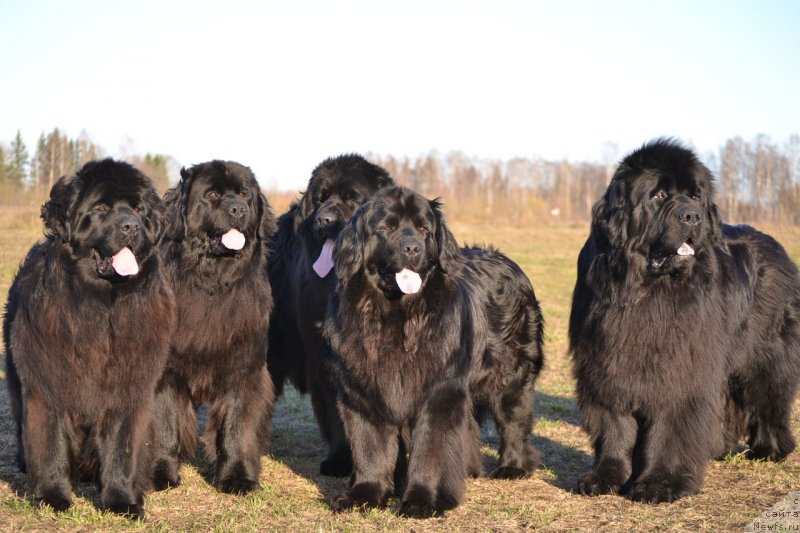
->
[1,0,798,190]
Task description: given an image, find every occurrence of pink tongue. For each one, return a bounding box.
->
[221,228,245,250]
[395,268,422,294]
[313,239,335,278]
[111,247,139,276]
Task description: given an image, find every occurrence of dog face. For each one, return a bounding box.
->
[42,159,165,281]
[593,139,721,277]
[165,160,275,256]
[297,154,394,244]
[335,186,460,298]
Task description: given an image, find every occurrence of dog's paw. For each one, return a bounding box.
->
[579,473,621,496]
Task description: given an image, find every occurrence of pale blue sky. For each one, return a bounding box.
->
[1,0,798,189]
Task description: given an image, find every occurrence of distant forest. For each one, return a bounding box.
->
[2,129,799,224]
[0,129,172,202]
[368,134,800,225]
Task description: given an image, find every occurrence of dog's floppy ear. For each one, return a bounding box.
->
[700,164,723,246]
[430,198,460,274]
[334,205,367,284]
[162,167,190,235]
[41,175,76,241]
[143,187,168,245]
[592,175,629,251]
[297,184,317,224]
[257,188,278,240]
[706,200,723,245]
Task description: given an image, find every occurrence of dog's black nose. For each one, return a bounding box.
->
[401,238,421,258]
[119,215,140,235]
[228,201,248,219]
[678,207,701,226]
[315,212,336,228]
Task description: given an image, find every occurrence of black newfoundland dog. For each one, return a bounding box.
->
[267,154,393,476]
[323,186,544,517]
[4,159,175,518]
[570,139,800,503]
[154,160,276,494]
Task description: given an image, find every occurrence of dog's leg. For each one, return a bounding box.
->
[629,397,715,503]
[311,374,353,477]
[400,384,470,518]
[490,378,539,478]
[578,403,637,496]
[23,390,73,512]
[331,402,398,511]
[95,403,151,519]
[151,376,183,490]
[741,358,799,461]
[205,367,273,495]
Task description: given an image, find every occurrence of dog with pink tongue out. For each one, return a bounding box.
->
[323,186,545,518]
[267,154,395,477]
[155,160,277,495]
[4,159,175,519]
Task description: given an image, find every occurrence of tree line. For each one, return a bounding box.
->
[0,129,172,205]
[3,130,799,224]
[369,134,800,225]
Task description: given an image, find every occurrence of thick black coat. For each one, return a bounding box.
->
[154,160,276,494]
[266,154,393,476]
[569,139,800,503]
[3,159,175,518]
[323,187,544,517]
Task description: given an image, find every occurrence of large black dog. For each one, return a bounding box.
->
[570,139,800,503]
[323,186,544,517]
[4,160,175,518]
[267,154,393,476]
[154,160,276,494]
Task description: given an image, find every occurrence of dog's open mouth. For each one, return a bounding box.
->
[395,268,422,294]
[649,239,695,270]
[94,247,139,277]
[676,239,695,256]
[220,228,245,250]
[210,228,246,251]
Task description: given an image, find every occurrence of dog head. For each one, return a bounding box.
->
[296,154,394,244]
[164,160,276,257]
[334,186,460,298]
[592,138,722,278]
[42,158,165,281]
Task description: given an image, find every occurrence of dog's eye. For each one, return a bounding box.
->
[691,193,701,201]
[206,191,219,200]
[379,224,395,233]
[94,204,109,214]
[239,190,249,198]
[418,226,429,234]
[652,190,667,201]
[134,205,144,214]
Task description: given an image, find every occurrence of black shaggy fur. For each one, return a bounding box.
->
[323,186,544,517]
[3,159,175,518]
[267,154,394,476]
[569,139,800,504]
[154,160,277,494]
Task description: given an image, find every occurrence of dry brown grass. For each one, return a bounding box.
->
[1,202,799,531]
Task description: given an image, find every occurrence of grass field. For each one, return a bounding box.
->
[1,202,799,531]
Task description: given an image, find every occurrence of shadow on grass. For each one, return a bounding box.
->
[268,387,347,507]
[267,386,592,507]
[536,391,581,425]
